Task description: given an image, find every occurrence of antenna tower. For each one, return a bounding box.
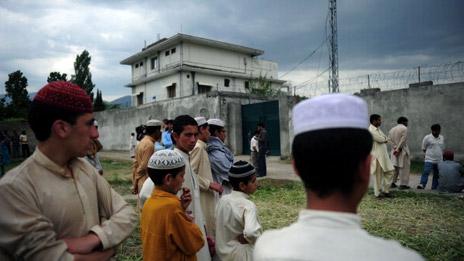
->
[329,0,339,93]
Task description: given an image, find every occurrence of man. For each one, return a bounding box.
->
[140,115,211,260]
[190,116,223,238]
[437,150,464,193]
[388,116,411,189]
[0,81,137,260]
[417,124,444,190]
[254,94,423,261]
[368,114,395,198]
[85,120,104,175]
[19,130,30,158]
[131,119,162,194]
[161,119,174,150]
[129,132,136,158]
[206,118,234,195]
[250,130,259,168]
[256,123,267,177]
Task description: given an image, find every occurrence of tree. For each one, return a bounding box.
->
[47,72,68,82]
[71,50,95,100]
[4,70,30,118]
[248,75,280,97]
[93,89,106,112]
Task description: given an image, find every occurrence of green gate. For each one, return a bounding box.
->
[241,100,281,156]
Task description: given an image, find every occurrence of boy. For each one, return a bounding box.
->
[215,160,262,261]
[141,150,205,261]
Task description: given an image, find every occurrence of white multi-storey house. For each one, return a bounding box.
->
[121,33,285,106]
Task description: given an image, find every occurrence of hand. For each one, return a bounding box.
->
[236,234,248,244]
[62,233,102,254]
[180,187,192,210]
[209,182,224,194]
[74,248,115,261]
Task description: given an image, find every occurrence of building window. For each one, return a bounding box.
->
[165,50,170,56]
[198,83,212,94]
[137,92,144,106]
[135,63,139,68]
[244,81,250,89]
[171,48,176,54]
[150,57,158,70]
[140,61,143,66]
[224,78,230,87]
[167,83,176,98]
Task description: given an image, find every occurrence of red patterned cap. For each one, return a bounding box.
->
[34,81,93,113]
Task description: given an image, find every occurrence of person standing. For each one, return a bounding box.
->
[250,130,260,168]
[0,81,136,260]
[129,132,136,158]
[254,94,423,261]
[190,116,223,239]
[368,114,395,198]
[19,130,30,158]
[207,118,234,195]
[388,116,411,189]
[417,124,444,190]
[132,119,162,194]
[161,119,174,150]
[256,123,267,177]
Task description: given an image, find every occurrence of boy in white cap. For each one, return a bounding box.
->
[141,150,205,261]
[132,119,162,194]
[215,160,262,261]
[254,94,423,261]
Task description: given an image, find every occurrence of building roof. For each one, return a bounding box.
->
[120,33,264,65]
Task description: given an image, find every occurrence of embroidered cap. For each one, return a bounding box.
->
[293,93,368,136]
[195,116,207,126]
[34,81,92,113]
[207,118,225,127]
[229,160,256,178]
[146,119,162,127]
[148,150,185,170]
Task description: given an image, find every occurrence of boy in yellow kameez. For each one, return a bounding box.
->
[141,150,205,261]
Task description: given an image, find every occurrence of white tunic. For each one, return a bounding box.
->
[254,209,423,261]
[215,191,262,261]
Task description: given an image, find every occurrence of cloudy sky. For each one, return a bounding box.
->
[1,0,463,100]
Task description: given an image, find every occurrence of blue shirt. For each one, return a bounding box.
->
[161,131,173,150]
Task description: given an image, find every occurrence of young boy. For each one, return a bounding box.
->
[141,150,205,261]
[215,160,262,261]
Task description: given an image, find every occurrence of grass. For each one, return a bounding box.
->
[3,158,463,260]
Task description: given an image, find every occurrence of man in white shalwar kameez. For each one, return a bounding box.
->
[215,161,262,261]
[368,114,395,198]
[191,117,223,238]
[254,94,423,261]
[388,116,411,189]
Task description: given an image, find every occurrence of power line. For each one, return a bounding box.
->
[279,38,328,78]
[295,67,331,89]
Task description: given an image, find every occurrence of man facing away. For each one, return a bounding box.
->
[207,118,234,195]
[368,114,395,198]
[256,123,267,177]
[131,119,162,194]
[0,81,136,260]
[250,130,259,168]
[254,94,423,261]
[437,150,464,193]
[417,124,444,190]
[190,116,223,238]
[388,116,411,189]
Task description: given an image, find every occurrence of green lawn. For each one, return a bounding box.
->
[2,158,462,260]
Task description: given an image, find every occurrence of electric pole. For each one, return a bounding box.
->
[329,0,339,93]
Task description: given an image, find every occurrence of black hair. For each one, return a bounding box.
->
[209,124,224,137]
[257,122,265,128]
[28,100,85,142]
[292,128,372,198]
[148,166,185,186]
[431,124,441,131]
[198,123,208,134]
[173,115,197,135]
[229,174,255,191]
[397,116,408,124]
[369,114,381,124]
[145,125,161,136]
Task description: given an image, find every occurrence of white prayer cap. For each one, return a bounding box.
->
[292,93,368,136]
[146,119,162,127]
[207,118,224,127]
[148,150,185,170]
[195,116,207,126]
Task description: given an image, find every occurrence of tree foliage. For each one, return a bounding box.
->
[93,89,106,112]
[248,75,280,97]
[71,50,95,100]
[4,70,30,118]
[47,72,68,82]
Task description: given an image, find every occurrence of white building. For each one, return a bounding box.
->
[121,33,285,106]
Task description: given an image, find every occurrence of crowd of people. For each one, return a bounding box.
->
[0,80,462,260]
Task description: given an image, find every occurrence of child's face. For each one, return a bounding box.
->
[242,175,258,195]
[168,169,185,194]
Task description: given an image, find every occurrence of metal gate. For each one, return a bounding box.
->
[241,100,281,156]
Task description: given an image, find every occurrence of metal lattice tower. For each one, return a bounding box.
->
[329,0,339,93]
